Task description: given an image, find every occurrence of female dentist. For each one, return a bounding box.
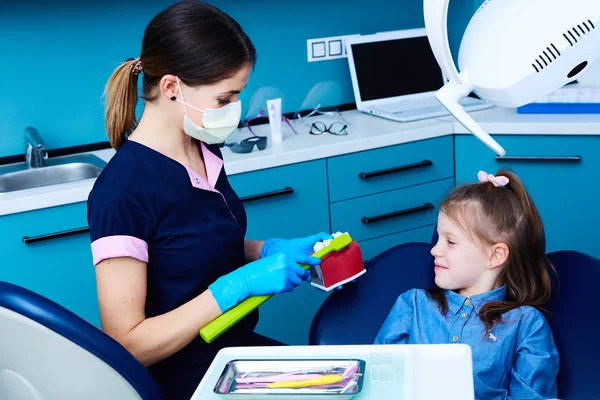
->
[87,1,330,398]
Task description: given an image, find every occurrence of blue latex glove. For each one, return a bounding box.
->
[209,253,311,312]
[260,232,334,265]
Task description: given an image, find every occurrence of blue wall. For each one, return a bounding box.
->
[0,0,475,157]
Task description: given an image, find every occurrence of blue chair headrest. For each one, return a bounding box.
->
[0,281,164,400]
[544,250,600,399]
[309,242,435,345]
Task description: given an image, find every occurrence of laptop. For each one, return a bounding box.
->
[345,28,493,122]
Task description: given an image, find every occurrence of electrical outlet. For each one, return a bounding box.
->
[307,34,360,62]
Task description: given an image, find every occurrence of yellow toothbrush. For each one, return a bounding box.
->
[265,374,343,389]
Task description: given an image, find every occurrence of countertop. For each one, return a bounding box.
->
[2,106,600,216]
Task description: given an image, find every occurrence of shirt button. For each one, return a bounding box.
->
[461,312,468,318]
[452,336,459,343]
[464,299,471,306]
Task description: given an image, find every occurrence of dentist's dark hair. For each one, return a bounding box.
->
[427,168,555,337]
[103,0,256,150]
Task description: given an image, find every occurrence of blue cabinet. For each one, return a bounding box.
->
[330,179,453,242]
[228,160,330,240]
[228,160,331,345]
[228,142,454,344]
[455,134,600,259]
[0,202,99,327]
[328,137,454,262]
[327,136,454,202]
[0,135,453,346]
[6,129,598,347]
[359,225,436,261]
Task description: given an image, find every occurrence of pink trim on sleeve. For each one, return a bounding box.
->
[91,235,149,265]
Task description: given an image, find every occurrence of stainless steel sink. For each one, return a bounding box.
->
[0,154,107,193]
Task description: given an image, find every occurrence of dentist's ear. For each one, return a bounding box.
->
[159,74,179,102]
[487,243,509,269]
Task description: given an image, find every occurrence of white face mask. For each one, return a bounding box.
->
[175,77,241,144]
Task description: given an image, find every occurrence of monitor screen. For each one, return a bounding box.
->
[350,35,444,102]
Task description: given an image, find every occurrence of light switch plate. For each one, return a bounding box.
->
[307,34,360,62]
[329,39,343,56]
[311,41,326,58]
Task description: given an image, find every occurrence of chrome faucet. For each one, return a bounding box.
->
[24,127,47,168]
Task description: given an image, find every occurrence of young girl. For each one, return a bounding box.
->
[375,169,559,400]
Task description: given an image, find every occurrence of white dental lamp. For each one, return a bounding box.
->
[424,0,600,156]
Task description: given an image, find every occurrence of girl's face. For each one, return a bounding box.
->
[431,212,500,297]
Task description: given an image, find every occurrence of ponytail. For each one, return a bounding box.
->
[103,58,141,150]
[501,169,546,250]
[494,169,554,307]
[475,169,554,336]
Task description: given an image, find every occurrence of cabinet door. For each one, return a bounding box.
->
[228,160,331,345]
[330,179,453,242]
[359,225,436,262]
[0,202,100,327]
[455,134,600,259]
[327,136,454,203]
[228,160,330,240]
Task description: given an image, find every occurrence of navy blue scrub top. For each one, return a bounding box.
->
[87,139,258,398]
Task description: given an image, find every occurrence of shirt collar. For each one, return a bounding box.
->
[444,285,506,315]
[200,142,223,187]
[184,142,224,192]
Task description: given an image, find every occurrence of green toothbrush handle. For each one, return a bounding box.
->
[200,294,272,343]
[200,263,311,344]
[199,234,353,344]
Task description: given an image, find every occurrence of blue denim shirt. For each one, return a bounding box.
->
[374,286,559,400]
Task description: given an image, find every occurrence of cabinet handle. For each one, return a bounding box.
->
[359,160,433,180]
[362,203,434,225]
[240,187,294,203]
[495,156,581,163]
[23,227,90,244]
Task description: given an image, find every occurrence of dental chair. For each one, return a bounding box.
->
[309,241,435,345]
[310,238,600,399]
[0,281,164,400]
[544,250,600,400]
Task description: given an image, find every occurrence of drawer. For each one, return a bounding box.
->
[0,202,99,326]
[229,160,330,241]
[327,136,454,202]
[455,134,597,180]
[330,179,453,242]
[359,225,436,261]
[1,202,89,241]
[455,134,600,258]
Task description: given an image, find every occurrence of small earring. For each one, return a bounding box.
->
[487,262,492,267]
[170,96,176,101]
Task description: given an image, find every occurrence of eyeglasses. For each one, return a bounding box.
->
[225,136,268,154]
[245,107,297,137]
[309,121,348,136]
